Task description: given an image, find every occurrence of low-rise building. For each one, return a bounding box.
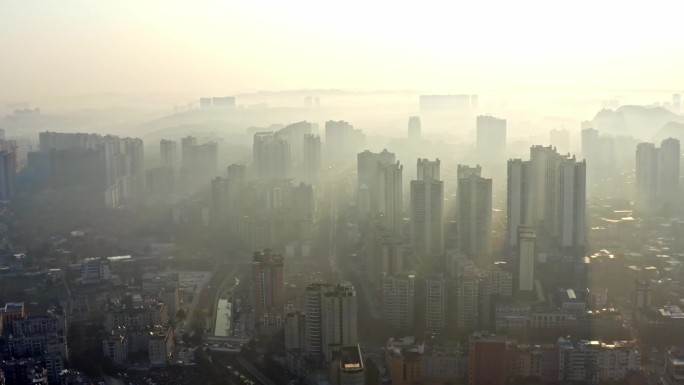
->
[102,329,129,365]
[329,345,364,385]
[148,326,174,366]
[664,347,684,385]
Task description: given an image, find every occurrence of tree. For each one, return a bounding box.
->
[176,309,187,320]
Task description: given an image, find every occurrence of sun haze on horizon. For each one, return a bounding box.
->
[1,0,682,99]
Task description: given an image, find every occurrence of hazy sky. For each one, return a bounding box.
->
[1,0,682,99]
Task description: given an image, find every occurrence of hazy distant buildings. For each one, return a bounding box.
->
[411,159,444,263]
[419,95,475,113]
[673,94,682,114]
[581,127,599,168]
[357,149,396,215]
[507,146,586,252]
[0,140,17,201]
[635,142,660,214]
[364,228,404,286]
[456,165,492,259]
[251,250,285,330]
[325,121,364,168]
[146,167,174,198]
[211,164,246,222]
[581,126,617,182]
[199,96,235,108]
[476,115,506,155]
[550,128,570,154]
[180,136,218,192]
[661,138,680,210]
[356,149,403,234]
[253,132,291,180]
[210,177,231,223]
[379,162,404,234]
[303,134,321,184]
[635,138,681,215]
[160,139,178,175]
[227,163,246,181]
[408,116,421,141]
[181,136,196,166]
[278,121,314,167]
[35,132,145,207]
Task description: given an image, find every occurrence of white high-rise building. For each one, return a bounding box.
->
[517,226,535,292]
[507,146,586,250]
[661,138,680,210]
[284,311,306,351]
[378,162,403,234]
[635,142,662,214]
[529,145,558,224]
[425,274,447,331]
[303,134,321,184]
[325,121,365,168]
[253,132,291,180]
[408,116,421,141]
[160,139,178,174]
[181,136,197,168]
[557,156,587,247]
[382,272,416,329]
[321,283,358,361]
[455,270,479,329]
[506,159,532,247]
[476,115,506,156]
[305,283,327,357]
[456,165,492,258]
[411,159,444,261]
[0,140,17,201]
[380,236,404,276]
[478,263,513,329]
[635,138,680,215]
[357,149,396,216]
[303,282,358,361]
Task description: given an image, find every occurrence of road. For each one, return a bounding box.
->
[211,264,247,337]
[236,356,277,385]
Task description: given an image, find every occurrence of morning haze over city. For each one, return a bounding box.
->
[0,1,683,385]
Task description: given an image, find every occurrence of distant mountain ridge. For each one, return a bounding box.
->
[592,105,684,140]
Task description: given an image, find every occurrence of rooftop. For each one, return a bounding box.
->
[339,345,363,372]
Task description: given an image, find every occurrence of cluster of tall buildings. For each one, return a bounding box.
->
[199,96,235,108]
[357,149,403,234]
[102,297,173,366]
[468,334,640,385]
[325,120,365,168]
[284,282,362,385]
[29,132,145,208]
[456,165,492,260]
[507,145,586,253]
[0,304,69,384]
[634,138,681,215]
[410,158,445,264]
[179,136,218,193]
[378,252,517,333]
